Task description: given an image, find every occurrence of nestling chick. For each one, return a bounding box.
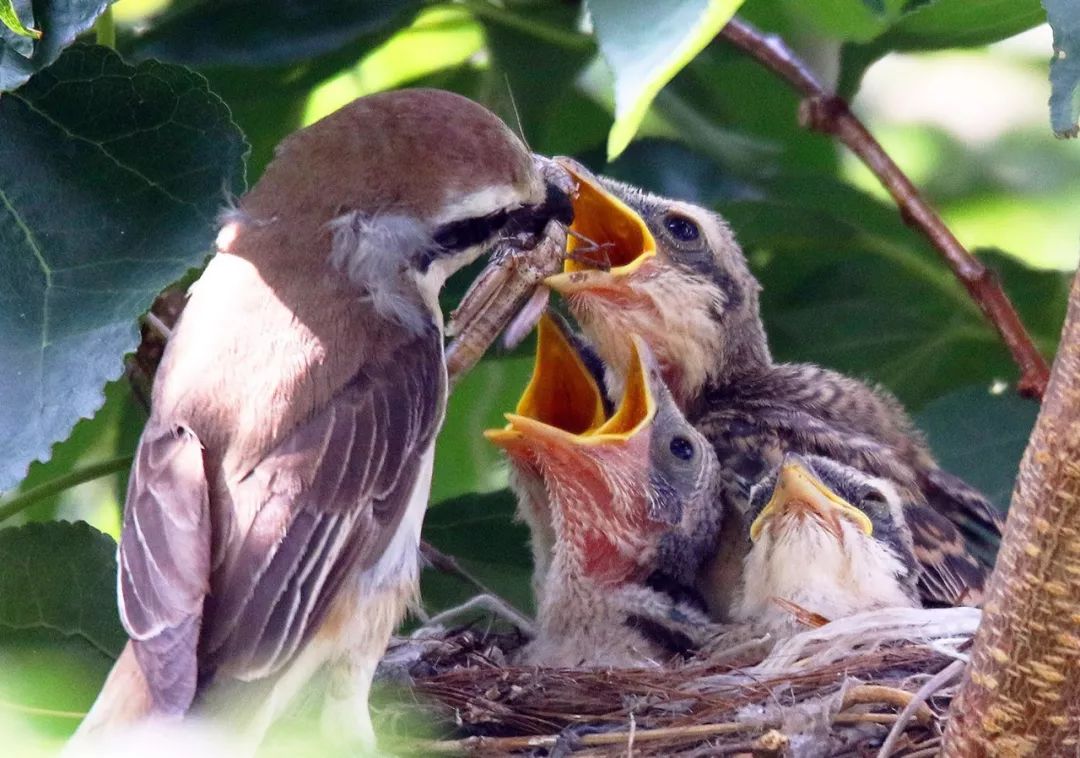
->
[735,454,921,637]
[487,337,722,666]
[544,160,1000,613]
[76,89,573,750]
[486,313,609,601]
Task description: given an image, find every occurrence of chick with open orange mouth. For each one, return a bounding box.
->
[544,157,769,411]
[485,323,723,666]
[543,161,997,614]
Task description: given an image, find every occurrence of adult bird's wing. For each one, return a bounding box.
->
[118,424,212,715]
[118,326,445,710]
[201,326,446,682]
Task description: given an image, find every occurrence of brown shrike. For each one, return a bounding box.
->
[487,331,722,667]
[543,160,1000,614]
[75,89,572,748]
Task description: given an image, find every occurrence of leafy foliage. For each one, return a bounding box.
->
[0,0,1071,747]
[0,0,111,91]
[0,44,246,491]
[589,0,746,158]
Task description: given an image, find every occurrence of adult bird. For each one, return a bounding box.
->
[486,334,723,666]
[736,453,921,637]
[75,89,573,748]
[543,160,1000,616]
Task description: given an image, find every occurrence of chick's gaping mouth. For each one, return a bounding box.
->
[550,159,656,279]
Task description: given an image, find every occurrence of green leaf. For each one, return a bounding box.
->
[719,176,1068,408]
[422,489,534,614]
[839,0,1045,96]
[0,520,123,657]
[431,354,536,502]
[1046,0,1080,138]
[782,0,908,44]
[133,0,420,67]
[0,0,110,91]
[0,44,247,492]
[588,0,747,159]
[0,0,40,39]
[916,385,1037,509]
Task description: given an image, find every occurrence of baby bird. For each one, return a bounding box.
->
[489,313,610,600]
[735,454,921,637]
[544,159,1000,613]
[486,335,722,666]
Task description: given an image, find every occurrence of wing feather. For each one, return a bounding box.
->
[118,425,211,714]
[202,326,445,682]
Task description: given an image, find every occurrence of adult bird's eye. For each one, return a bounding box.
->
[663,214,700,243]
[670,436,695,461]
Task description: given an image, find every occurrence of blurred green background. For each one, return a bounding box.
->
[0,0,1075,752]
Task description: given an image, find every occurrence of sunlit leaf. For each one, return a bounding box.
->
[0,45,247,491]
[0,0,108,91]
[1046,0,1080,138]
[588,0,747,159]
[0,0,40,39]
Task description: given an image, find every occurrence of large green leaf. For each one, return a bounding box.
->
[0,520,123,657]
[839,0,1046,96]
[1046,0,1080,138]
[588,0,747,159]
[781,0,908,44]
[0,0,110,91]
[916,385,1038,509]
[0,44,247,492]
[132,0,420,67]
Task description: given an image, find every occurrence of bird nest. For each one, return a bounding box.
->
[375,605,979,756]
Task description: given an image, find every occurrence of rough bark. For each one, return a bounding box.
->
[942,269,1080,756]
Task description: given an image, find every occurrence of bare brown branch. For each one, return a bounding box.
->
[717,17,1051,399]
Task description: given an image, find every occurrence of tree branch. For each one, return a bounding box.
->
[717,17,1051,399]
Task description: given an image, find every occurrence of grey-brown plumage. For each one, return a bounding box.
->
[78,89,572,747]
[487,336,722,666]
[737,453,921,635]
[544,161,1001,614]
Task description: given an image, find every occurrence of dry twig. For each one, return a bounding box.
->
[717,16,1051,398]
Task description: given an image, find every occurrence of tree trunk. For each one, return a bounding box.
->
[942,270,1080,756]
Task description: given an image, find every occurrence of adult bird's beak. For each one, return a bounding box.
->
[542,158,657,297]
[749,454,874,542]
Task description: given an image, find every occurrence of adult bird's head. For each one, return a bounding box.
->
[487,332,718,586]
[736,453,921,633]
[542,159,769,409]
[217,88,573,335]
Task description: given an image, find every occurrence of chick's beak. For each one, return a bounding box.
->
[489,333,656,458]
[749,455,874,542]
[543,158,656,296]
[483,313,607,456]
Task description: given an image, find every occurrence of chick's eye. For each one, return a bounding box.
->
[663,214,700,243]
[669,436,695,461]
[862,489,887,506]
